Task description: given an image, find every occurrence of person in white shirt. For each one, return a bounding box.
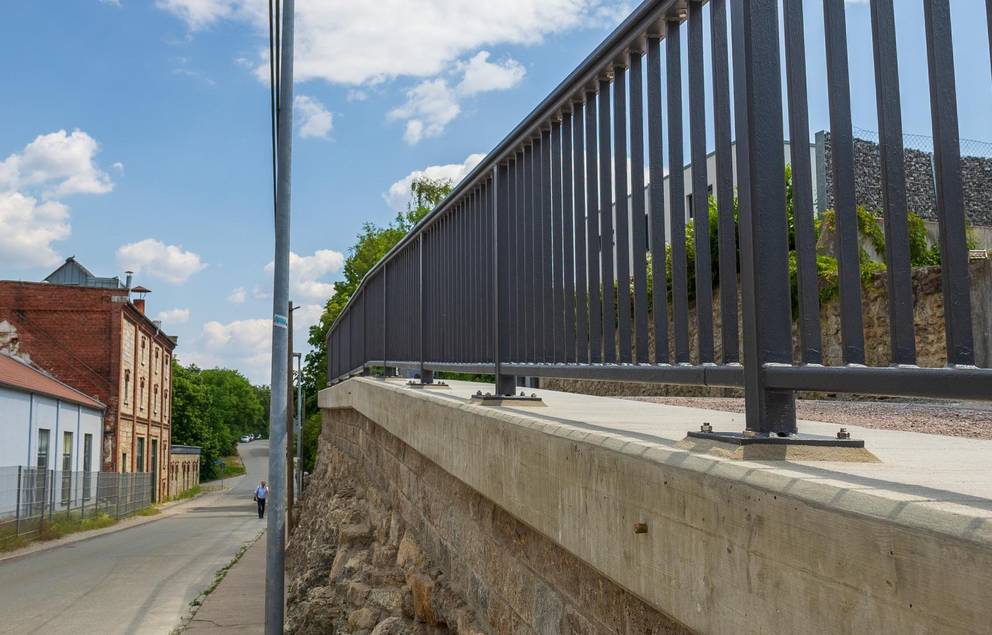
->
[254,481,269,519]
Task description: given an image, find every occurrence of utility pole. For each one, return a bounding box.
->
[266,0,294,631]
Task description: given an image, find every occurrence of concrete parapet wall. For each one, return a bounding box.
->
[319,378,992,634]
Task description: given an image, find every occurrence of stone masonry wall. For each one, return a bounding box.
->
[286,408,691,635]
[817,131,992,226]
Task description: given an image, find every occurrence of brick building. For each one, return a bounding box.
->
[0,258,177,501]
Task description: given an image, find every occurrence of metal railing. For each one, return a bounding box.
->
[0,467,153,546]
[327,0,992,436]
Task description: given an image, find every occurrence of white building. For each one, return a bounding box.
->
[0,353,104,513]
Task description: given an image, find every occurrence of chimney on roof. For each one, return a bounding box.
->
[124,271,133,290]
[131,285,150,315]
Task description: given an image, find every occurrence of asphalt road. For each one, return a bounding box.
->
[0,442,268,634]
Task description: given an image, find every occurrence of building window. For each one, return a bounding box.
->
[121,452,128,473]
[37,429,50,470]
[140,378,145,411]
[61,432,73,504]
[141,337,146,365]
[123,369,131,405]
[153,385,159,415]
[136,437,145,473]
[83,434,93,500]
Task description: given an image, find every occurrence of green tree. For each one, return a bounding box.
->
[298,176,453,470]
[171,360,266,480]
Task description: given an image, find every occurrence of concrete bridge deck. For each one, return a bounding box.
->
[319,377,992,633]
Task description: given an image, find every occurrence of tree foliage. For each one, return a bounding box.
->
[298,176,454,471]
[171,359,267,481]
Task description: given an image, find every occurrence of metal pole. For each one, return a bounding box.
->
[295,353,302,497]
[266,0,293,631]
[15,466,21,537]
[287,301,295,531]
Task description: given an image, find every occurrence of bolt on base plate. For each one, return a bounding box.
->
[469,391,545,407]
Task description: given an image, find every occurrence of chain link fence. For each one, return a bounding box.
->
[0,467,153,547]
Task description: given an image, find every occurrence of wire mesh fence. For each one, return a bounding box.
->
[0,466,153,547]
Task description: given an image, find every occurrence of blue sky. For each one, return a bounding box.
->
[1,0,989,384]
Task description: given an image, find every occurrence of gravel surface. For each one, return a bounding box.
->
[624,397,992,440]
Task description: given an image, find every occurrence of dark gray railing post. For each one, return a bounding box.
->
[418,233,433,384]
[732,0,797,435]
[494,163,516,395]
[383,262,393,377]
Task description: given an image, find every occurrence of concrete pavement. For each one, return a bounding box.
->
[183,530,267,633]
[0,442,268,634]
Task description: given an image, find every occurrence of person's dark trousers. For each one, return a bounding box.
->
[257,498,266,519]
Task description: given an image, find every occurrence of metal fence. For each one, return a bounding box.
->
[327,0,992,438]
[0,467,153,546]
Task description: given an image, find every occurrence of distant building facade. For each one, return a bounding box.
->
[169,445,201,498]
[0,258,177,501]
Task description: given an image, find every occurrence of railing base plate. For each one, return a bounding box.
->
[406,381,450,390]
[678,431,878,462]
[470,393,545,407]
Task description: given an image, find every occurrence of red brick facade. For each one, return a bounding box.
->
[0,281,175,500]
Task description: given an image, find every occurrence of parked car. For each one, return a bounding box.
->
[240,434,252,443]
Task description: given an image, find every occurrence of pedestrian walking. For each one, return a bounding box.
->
[254,480,269,519]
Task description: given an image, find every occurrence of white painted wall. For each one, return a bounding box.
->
[0,386,103,514]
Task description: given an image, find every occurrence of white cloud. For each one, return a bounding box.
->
[116,238,206,285]
[157,308,191,324]
[0,129,115,268]
[265,249,344,302]
[294,95,333,139]
[155,2,615,142]
[388,51,525,144]
[0,129,114,198]
[385,153,485,210]
[154,0,246,31]
[0,192,70,268]
[228,287,247,303]
[100,0,122,7]
[346,89,368,102]
[388,78,461,145]
[456,51,526,96]
[194,303,323,383]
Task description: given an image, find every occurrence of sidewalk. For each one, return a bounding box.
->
[185,530,267,633]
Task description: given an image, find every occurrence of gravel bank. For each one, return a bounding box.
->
[624,397,992,440]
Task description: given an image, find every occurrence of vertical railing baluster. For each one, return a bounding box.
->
[586,92,601,364]
[783,0,822,365]
[688,0,714,364]
[528,142,539,363]
[552,120,566,363]
[598,78,616,363]
[562,110,578,364]
[925,0,975,366]
[496,163,515,394]
[541,128,554,363]
[732,0,797,434]
[614,61,633,364]
[710,0,739,364]
[629,50,649,365]
[573,102,590,364]
[824,0,866,365]
[510,154,521,364]
[667,19,690,364]
[647,35,669,365]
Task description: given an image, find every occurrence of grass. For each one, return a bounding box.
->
[220,455,246,478]
[163,484,202,503]
[134,505,160,517]
[37,512,118,541]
